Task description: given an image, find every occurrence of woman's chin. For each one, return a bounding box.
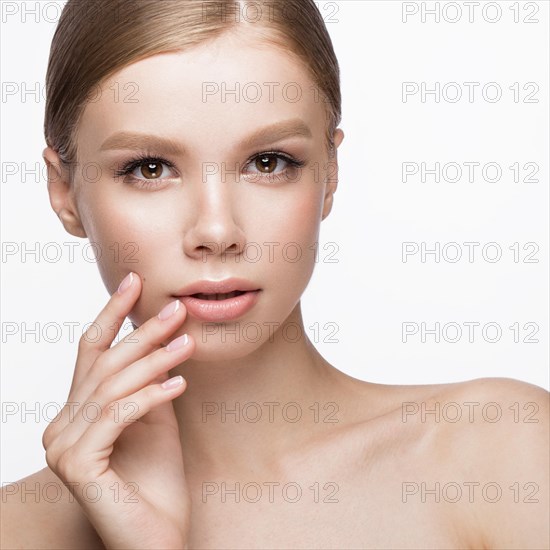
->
[185,339,267,363]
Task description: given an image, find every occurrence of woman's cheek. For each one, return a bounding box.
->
[270,193,321,292]
[84,213,152,299]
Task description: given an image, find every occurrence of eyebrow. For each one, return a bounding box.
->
[98,119,313,154]
[240,119,313,149]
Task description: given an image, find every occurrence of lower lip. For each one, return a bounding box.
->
[178,290,261,322]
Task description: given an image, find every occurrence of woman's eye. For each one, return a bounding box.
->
[244,153,303,181]
[115,152,304,189]
[131,161,172,180]
[253,154,281,174]
[114,157,177,189]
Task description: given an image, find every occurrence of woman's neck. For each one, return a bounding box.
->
[170,302,349,477]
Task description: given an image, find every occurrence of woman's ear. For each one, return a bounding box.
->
[43,146,87,238]
[321,128,344,221]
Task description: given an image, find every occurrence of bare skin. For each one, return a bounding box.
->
[2,29,548,549]
[2,365,549,549]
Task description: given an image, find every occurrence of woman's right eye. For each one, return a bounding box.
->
[133,161,170,180]
[114,157,178,189]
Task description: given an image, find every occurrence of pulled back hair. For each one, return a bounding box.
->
[44,0,342,170]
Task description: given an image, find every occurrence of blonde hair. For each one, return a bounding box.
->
[44,0,342,170]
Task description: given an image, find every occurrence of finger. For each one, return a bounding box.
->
[73,272,142,380]
[48,272,142,440]
[84,298,189,390]
[62,375,188,480]
[65,293,187,434]
[45,334,194,452]
[93,333,193,408]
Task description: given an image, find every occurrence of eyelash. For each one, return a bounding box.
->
[113,151,306,190]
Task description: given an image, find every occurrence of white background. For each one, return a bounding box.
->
[1,0,549,483]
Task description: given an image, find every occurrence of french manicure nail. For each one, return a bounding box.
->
[117,272,134,294]
[166,334,189,352]
[158,299,181,321]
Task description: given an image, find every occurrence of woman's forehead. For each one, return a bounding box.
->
[77,39,325,156]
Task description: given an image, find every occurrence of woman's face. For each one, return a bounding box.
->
[55,30,343,360]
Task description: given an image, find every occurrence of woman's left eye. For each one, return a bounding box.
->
[244,153,304,181]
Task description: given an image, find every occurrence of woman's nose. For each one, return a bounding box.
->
[182,178,247,261]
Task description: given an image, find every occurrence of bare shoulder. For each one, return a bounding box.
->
[396,375,548,430]
[398,376,549,550]
[1,467,105,550]
[290,375,547,549]
[431,376,548,462]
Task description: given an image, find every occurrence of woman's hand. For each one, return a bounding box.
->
[42,272,193,549]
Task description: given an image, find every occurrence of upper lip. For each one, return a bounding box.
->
[174,278,261,297]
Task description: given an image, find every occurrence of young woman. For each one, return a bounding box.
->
[2,0,548,548]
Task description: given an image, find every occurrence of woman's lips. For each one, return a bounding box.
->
[178,290,261,322]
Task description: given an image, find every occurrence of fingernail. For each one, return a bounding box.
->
[158,300,181,321]
[117,272,134,294]
[166,334,189,352]
[161,375,184,390]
